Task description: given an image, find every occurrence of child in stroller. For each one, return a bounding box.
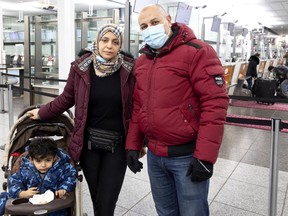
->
[0,137,77,215]
[1,105,83,216]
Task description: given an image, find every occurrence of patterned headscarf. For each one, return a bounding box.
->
[92,23,123,77]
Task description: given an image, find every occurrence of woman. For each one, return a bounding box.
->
[28,24,137,216]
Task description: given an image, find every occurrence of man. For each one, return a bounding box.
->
[126,4,229,216]
[246,53,260,90]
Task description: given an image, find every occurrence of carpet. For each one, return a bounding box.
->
[230,100,288,111]
[226,114,288,133]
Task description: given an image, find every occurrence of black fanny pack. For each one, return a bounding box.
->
[86,127,123,153]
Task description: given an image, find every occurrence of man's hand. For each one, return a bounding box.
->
[186,158,213,182]
[139,147,147,158]
[126,150,143,174]
[19,187,39,198]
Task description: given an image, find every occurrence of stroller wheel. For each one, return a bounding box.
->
[280,79,288,98]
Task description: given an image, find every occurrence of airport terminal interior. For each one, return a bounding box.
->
[1,0,288,215]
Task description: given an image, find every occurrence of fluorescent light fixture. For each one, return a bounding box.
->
[74,0,125,4]
[1,1,43,11]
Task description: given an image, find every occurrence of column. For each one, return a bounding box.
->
[0,7,4,64]
[57,0,75,94]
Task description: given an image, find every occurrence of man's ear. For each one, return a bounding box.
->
[167,15,172,25]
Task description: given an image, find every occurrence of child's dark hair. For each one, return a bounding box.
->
[28,138,58,159]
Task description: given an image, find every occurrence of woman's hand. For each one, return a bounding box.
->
[27,108,40,120]
[19,187,39,198]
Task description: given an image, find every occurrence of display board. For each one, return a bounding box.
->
[175,2,192,25]
[211,16,221,32]
[203,18,218,43]
[133,0,159,13]
[227,22,234,36]
[242,28,248,37]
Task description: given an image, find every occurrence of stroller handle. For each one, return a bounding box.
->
[17,104,74,119]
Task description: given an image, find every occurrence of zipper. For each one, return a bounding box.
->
[147,57,157,152]
[188,104,199,122]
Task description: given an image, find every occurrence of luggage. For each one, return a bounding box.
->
[253,78,277,105]
[240,88,252,97]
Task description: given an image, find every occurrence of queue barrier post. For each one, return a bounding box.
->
[268,118,281,216]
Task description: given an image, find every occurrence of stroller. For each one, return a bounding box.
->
[1,105,84,216]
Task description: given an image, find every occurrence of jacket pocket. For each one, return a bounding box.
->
[179,100,200,132]
[205,66,225,87]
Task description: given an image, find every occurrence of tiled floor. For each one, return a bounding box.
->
[1,96,288,216]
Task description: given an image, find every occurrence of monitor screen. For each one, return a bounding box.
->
[9,32,19,41]
[211,16,221,32]
[133,0,159,13]
[175,2,192,25]
[242,28,248,37]
[41,29,47,41]
[227,22,235,36]
[18,31,24,40]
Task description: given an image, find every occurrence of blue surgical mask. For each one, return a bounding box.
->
[142,24,169,49]
[96,55,107,63]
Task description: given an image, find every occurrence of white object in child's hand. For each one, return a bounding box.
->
[29,190,54,205]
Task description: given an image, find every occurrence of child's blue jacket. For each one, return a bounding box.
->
[0,149,76,215]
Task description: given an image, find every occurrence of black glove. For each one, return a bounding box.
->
[186,158,213,182]
[126,150,143,174]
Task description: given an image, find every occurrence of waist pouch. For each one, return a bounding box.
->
[86,127,123,153]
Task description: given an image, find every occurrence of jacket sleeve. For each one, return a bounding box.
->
[0,192,9,215]
[251,61,258,77]
[57,163,77,192]
[125,63,145,151]
[38,64,76,120]
[189,45,229,164]
[8,171,27,198]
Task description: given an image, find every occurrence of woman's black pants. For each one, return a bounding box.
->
[80,144,127,216]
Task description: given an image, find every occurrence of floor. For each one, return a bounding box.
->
[1,96,288,216]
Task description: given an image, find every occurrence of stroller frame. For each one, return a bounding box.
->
[1,105,84,216]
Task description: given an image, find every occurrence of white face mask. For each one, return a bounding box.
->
[142,24,169,49]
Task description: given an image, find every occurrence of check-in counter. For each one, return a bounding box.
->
[258,61,266,77]
[222,65,235,86]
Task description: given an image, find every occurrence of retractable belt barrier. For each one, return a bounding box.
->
[229,95,288,104]
[0,72,67,128]
[226,115,286,216]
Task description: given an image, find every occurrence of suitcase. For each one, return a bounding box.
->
[253,78,277,105]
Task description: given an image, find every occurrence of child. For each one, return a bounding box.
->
[0,138,77,215]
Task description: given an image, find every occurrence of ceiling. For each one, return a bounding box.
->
[1,0,288,36]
